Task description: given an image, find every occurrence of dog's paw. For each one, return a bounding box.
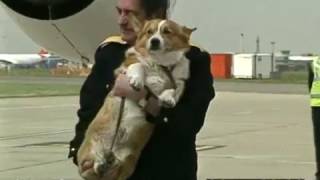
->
[159,89,176,108]
[80,159,94,173]
[127,74,144,91]
[114,67,126,77]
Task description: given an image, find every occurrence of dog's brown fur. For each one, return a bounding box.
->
[77,92,155,180]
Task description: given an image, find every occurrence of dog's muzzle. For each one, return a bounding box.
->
[150,38,161,51]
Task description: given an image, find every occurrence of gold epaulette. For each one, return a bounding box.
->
[100,35,127,45]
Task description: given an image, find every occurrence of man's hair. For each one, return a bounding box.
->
[141,0,173,19]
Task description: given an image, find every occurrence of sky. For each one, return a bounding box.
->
[171,0,320,54]
[1,0,320,54]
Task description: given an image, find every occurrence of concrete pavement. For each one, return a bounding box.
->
[197,92,314,179]
[0,89,315,179]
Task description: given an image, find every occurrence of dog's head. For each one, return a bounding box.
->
[128,13,196,54]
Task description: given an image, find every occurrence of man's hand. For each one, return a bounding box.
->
[113,73,146,101]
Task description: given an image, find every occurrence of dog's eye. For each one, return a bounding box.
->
[147,29,153,35]
[163,27,171,34]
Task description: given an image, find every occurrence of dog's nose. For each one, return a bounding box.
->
[150,38,160,50]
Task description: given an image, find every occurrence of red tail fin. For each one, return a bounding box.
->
[38,48,48,58]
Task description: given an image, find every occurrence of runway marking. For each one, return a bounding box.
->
[14,141,68,148]
[196,145,227,151]
[199,154,314,165]
[0,104,78,111]
[0,159,67,173]
[0,129,73,141]
[198,123,299,141]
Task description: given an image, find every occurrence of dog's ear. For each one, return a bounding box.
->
[182,26,197,36]
[128,12,144,33]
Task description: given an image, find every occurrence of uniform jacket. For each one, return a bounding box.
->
[69,37,215,180]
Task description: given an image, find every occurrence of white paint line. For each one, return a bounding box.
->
[199,154,314,165]
[0,104,78,111]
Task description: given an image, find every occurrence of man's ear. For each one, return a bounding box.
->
[128,12,144,33]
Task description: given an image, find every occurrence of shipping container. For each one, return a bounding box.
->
[210,53,232,79]
[232,53,272,79]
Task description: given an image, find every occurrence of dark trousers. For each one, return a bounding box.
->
[312,107,320,178]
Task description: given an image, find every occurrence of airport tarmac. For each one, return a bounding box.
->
[0,84,315,180]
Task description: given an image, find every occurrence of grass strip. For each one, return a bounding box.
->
[0,83,81,98]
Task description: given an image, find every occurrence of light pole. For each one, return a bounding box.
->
[240,33,244,53]
[270,41,276,74]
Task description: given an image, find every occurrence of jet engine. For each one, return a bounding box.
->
[0,0,119,63]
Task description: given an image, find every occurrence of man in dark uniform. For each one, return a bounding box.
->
[309,57,320,180]
[68,0,215,179]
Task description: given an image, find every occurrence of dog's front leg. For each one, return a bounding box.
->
[173,79,186,103]
[171,58,190,104]
[126,63,145,91]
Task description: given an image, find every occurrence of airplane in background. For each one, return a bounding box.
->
[0,48,50,66]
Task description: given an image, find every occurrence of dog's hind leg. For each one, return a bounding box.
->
[117,154,138,180]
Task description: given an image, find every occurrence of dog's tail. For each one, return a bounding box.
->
[94,151,117,178]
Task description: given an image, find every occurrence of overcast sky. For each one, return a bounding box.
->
[1,0,320,54]
[172,0,320,54]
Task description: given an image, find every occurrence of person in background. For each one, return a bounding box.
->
[309,56,320,180]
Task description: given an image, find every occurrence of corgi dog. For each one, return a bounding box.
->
[77,14,195,180]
